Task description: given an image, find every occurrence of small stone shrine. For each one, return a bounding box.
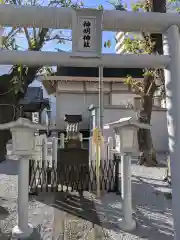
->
[64,114,82,148]
[57,115,89,191]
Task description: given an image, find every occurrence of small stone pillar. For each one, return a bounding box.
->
[104,117,150,231]
[0,118,46,239]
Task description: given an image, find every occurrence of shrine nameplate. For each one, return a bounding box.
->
[72,8,102,58]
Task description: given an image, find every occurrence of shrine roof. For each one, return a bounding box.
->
[42,67,143,95]
[19,86,50,112]
[57,66,143,78]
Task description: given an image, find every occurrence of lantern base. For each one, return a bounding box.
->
[12,223,33,239]
[118,218,136,232]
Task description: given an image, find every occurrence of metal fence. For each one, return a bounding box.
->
[29,159,119,193]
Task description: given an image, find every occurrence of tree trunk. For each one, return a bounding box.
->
[0,96,19,162]
[0,67,38,161]
[138,0,166,166]
[138,75,157,166]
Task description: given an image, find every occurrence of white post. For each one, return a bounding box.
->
[101,141,105,161]
[0,118,47,239]
[97,66,103,195]
[108,137,113,162]
[108,137,114,190]
[104,142,108,162]
[90,137,96,161]
[101,141,105,191]
[163,25,180,240]
[89,137,93,162]
[79,133,83,142]
[42,137,48,187]
[79,133,83,148]
[52,137,58,189]
[98,65,104,129]
[60,133,65,148]
[12,158,33,238]
[52,137,57,167]
[89,137,95,191]
[119,154,136,231]
[42,137,48,164]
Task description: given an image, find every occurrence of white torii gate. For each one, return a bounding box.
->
[0,6,179,239]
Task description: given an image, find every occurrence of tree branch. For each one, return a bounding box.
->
[37,28,49,50]
[32,27,37,44]
[23,28,32,49]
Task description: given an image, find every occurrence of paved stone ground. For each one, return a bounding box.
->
[0,151,174,239]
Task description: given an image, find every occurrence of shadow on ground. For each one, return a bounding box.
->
[36,192,100,223]
[31,165,174,240]
[26,226,49,240]
[131,175,173,240]
[0,160,18,175]
[0,207,11,239]
[0,158,173,239]
[0,226,45,240]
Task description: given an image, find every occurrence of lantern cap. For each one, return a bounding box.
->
[0,117,47,130]
[103,117,151,130]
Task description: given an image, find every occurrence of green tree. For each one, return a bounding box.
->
[106,0,167,166]
[137,0,166,166]
[167,0,180,12]
[0,0,83,161]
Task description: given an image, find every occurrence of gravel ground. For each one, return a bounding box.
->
[0,160,54,240]
[94,162,173,240]
[0,152,173,240]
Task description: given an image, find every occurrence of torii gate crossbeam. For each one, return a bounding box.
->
[0,5,180,32]
[0,50,170,67]
[0,5,179,240]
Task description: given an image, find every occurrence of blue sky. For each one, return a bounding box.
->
[0,0,134,76]
[44,0,133,54]
[0,0,134,104]
[13,0,133,54]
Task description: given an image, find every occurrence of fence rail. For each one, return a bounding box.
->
[29,159,117,193]
[29,134,117,193]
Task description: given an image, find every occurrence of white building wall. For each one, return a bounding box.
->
[56,92,168,152]
[56,92,110,130]
[111,93,138,106]
[41,108,49,125]
[55,89,168,152]
[56,81,128,93]
[101,107,168,152]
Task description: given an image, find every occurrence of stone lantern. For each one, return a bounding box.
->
[104,117,150,231]
[107,117,150,155]
[0,117,46,239]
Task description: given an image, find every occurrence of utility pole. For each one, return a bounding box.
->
[98,66,104,130]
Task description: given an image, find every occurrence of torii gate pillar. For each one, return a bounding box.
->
[163,25,180,240]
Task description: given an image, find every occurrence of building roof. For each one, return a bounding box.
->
[19,86,50,112]
[42,67,143,95]
[57,67,143,78]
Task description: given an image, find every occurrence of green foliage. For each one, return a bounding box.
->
[104,40,111,48]
[131,0,151,12]
[123,34,155,54]
[124,75,143,95]
[143,70,155,78]
[98,4,104,10]
[167,0,180,12]
[0,0,84,96]
[105,0,169,96]
[107,0,126,10]
[131,2,144,12]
